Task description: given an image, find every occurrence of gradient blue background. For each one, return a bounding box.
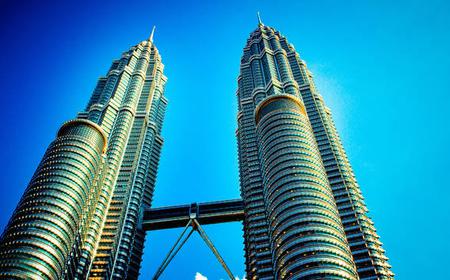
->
[1,0,449,279]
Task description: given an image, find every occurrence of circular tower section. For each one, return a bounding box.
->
[255,95,358,279]
[0,119,106,279]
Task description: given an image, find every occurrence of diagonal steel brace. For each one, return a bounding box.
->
[151,218,235,280]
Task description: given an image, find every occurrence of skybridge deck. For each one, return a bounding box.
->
[143,199,244,231]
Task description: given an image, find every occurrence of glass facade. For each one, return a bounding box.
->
[237,22,393,279]
[0,34,167,280]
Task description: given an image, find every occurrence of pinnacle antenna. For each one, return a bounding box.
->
[257,11,263,26]
[149,25,156,42]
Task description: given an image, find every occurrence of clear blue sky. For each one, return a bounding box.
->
[1,0,449,279]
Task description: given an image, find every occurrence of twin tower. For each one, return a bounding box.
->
[0,20,393,280]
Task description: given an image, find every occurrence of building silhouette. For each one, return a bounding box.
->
[0,19,393,280]
[237,17,393,279]
[0,29,167,279]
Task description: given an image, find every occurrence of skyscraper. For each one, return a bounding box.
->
[0,29,167,280]
[237,18,393,279]
[0,17,393,280]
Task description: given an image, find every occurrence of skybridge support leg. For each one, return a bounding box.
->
[192,219,235,280]
[151,219,235,280]
[152,220,194,280]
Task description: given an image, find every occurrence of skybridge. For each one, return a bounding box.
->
[142,199,245,279]
[143,198,244,230]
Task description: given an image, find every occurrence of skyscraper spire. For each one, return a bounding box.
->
[149,25,156,42]
[257,11,263,26]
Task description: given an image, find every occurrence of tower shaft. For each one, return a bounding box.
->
[81,39,167,280]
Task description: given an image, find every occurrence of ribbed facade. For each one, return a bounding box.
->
[237,22,393,279]
[0,120,107,279]
[0,33,167,280]
[0,20,393,280]
[82,35,167,280]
